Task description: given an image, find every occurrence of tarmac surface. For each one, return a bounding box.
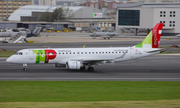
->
[0,55,180,81]
[1,32,179,52]
[0,32,179,81]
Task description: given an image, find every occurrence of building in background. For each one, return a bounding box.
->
[32,0,38,5]
[116,3,180,35]
[56,1,74,6]
[38,0,56,5]
[56,0,85,6]
[0,0,32,20]
[83,0,123,9]
[8,5,107,21]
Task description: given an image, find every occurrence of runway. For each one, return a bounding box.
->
[1,55,180,81]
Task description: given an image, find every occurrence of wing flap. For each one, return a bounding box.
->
[70,58,115,62]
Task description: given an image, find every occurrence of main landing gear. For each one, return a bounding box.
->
[103,37,110,40]
[88,67,94,72]
[23,64,27,71]
[80,66,94,72]
[80,66,86,70]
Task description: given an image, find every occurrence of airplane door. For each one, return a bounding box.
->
[29,50,34,60]
[130,48,134,58]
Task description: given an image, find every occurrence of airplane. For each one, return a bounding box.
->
[0,27,42,43]
[5,26,42,37]
[26,26,42,37]
[6,23,163,72]
[92,28,124,39]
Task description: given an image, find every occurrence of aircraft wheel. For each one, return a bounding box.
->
[88,67,94,72]
[80,66,86,70]
[108,38,110,39]
[104,38,106,40]
[23,68,27,71]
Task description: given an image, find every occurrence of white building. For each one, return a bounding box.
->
[8,5,106,21]
[116,3,180,35]
[38,0,56,5]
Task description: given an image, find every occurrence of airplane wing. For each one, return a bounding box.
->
[58,58,116,65]
[107,33,120,36]
[71,58,114,62]
[68,51,128,64]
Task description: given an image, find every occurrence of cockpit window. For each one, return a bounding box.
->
[14,52,23,55]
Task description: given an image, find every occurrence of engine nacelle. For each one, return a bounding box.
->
[66,61,82,70]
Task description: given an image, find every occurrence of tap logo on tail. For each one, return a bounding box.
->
[152,24,163,48]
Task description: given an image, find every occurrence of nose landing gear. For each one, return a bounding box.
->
[23,64,28,71]
[23,68,27,71]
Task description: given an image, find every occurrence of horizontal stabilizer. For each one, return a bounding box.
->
[146,48,166,53]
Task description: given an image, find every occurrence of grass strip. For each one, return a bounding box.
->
[0,81,180,102]
[0,100,180,108]
[0,51,16,57]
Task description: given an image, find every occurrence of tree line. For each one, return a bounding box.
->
[39,7,74,22]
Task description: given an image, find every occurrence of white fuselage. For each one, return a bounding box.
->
[6,47,159,64]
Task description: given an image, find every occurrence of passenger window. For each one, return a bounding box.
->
[92,52,94,54]
[73,52,75,54]
[81,52,83,54]
[89,52,91,54]
[99,52,101,54]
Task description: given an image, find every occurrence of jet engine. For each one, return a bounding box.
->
[66,61,83,70]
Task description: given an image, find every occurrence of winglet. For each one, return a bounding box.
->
[82,45,86,48]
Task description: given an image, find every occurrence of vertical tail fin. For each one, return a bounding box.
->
[135,23,163,48]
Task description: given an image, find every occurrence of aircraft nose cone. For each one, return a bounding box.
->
[6,57,13,63]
